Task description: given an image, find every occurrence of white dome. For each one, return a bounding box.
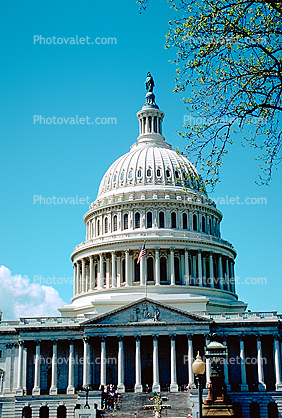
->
[98,140,206,198]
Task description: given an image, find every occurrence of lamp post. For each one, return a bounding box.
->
[192,352,206,418]
[82,384,92,409]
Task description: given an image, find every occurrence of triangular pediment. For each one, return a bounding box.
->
[82,298,212,326]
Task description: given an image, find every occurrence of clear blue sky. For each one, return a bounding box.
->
[0,0,281,319]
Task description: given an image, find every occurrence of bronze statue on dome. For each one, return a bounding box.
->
[145,72,155,93]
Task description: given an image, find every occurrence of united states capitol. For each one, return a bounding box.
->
[0,75,281,418]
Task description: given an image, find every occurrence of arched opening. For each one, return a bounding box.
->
[160,257,167,282]
[202,216,206,233]
[97,219,100,236]
[159,211,165,228]
[22,406,32,418]
[104,217,108,234]
[113,215,117,231]
[134,258,140,282]
[147,212,152,228]
[268,402,278,418]
[40,406,49,418]
[57,405,66,418]
[193,214,197,231]
[183,213,188,230]
[174,257,180,283]
[171,212,176,229]
[233,402,242,418]
[250,402,260,418]
[123,213,128,230]
[147,257,154,282]
[135,212,140,229]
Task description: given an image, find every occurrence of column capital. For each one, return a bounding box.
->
[117,335,124,341]
[83,336,89,343]
[239,334,245,342]
[35,339,41,344]
[51,338,58,343]
[169,334,176,340]
[134,335,141,341]
[68,338,75,343]
[89,255,94,260]
[153,335,159,341]
[81,258,86,264]
[100,336,106,342]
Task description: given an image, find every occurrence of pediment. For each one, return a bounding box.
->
[82,298,212,327]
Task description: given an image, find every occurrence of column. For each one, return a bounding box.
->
[125,250,130,287]
[209,252,214,288]
[83,337,91,386]
[187,336,195,388]
[117,256,121,287]
[106,257,111,288]
[225,258,230,291]
[111,252,117,288]
[67,340,75,394]
[22,344,27,393]
[32,341,41,395]
[73,264,77,296]
[140,255,145,286]
[16,341,24,395]
[197,250,203,286]
[98,254,104,290]
[202,256,207,287]
[76,261,80,294]
[155,249,160,286]
[89,256,94,290]
[81,259,86,293]
[257,336,266,391]
[230,260,235,293]
[3,344,12,394]
[170,249,175,285]
[152,336,160,392]
[49,340,58,395]
[192,256,197,285]
[274,336,282,390]
[239,337,248,391]
[117,337,125,392]
[134,337,143,393]
[223,338,231,391]
[170,336,178,392]
[184,249,190,286]
[100,338,106,387]
[218,255,224,290]
[205,336,211,388]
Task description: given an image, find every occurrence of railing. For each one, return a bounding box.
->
[18,317,83,325]
[208,311,278,320]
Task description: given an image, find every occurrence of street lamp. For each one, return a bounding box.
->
[82,384,92,409]
[192,352,206,418]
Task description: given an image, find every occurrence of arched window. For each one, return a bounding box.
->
[202,216,206,233]
[156,168,161,177]
[183,213,188,230]
[104,217,108,234]
[175,170,180,179]
[40,406,49,418]
[166,169,171,178]
[160,257,167,282]
[174,257,180,283]
[159,211,165,228]
[134,258,140,282]
[147,212,152,228]
[57,406,66,418]
[22,407,32,418]
[193,214,197,231]
[250,402,260,418]
[128,170,133,179]
[171,212,177,228]
[147,168,152,177]
[137,169,142,178]
[268,402,278,418]
[97,219,101,236]
[135,212,140,229]
[113,215,117,232]
[147,257,154,281]
[124,213,128,230]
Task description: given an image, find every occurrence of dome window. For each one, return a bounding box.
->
[137,169,142,178]
[113,215,117,232]
[107,175,111,184]
[113,174,117,183]
[97,220,101,236]
[147,257,154,281]
[175,170,180,179]
[128,170,133,179]
[159,211,165,228]
[171,212,177,229]
[160,257,167,281]
[120,172,125,181]
[156,168,161,177]
[202,216,206,233]
[104,217,108,234]
[147,211,152,228]
[183,213,188,230]
[135,212,140,229]
[193,214,198,231]
[147,168,152,177]
[124,214,128,230]
[166,169,171,178]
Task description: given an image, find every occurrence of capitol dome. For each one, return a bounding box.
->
[60,75,247,318]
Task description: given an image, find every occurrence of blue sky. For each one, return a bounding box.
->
[0,0,281,319]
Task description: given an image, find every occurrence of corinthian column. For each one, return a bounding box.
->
[117,337,125,392]
[15,341,24,395]
[49,340,58,395]
[152,336,160,392]
[32,341,41,396]
[170,336,178,392]
[134,337,143,393]
[170,249,175,285]
[98,254,104,290]
[155,249,160,286]
[239,337,248,391]
[111,252,117,288]
[257,336,266,391]
[274,336,282,391]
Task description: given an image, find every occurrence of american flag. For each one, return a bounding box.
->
[137,243,146,264]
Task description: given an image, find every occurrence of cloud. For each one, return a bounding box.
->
[0,265,66,320]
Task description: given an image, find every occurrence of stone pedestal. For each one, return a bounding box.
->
[75,410,96,418]
[203,404,235,416]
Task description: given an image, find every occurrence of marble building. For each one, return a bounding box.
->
[0,77,281,418]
